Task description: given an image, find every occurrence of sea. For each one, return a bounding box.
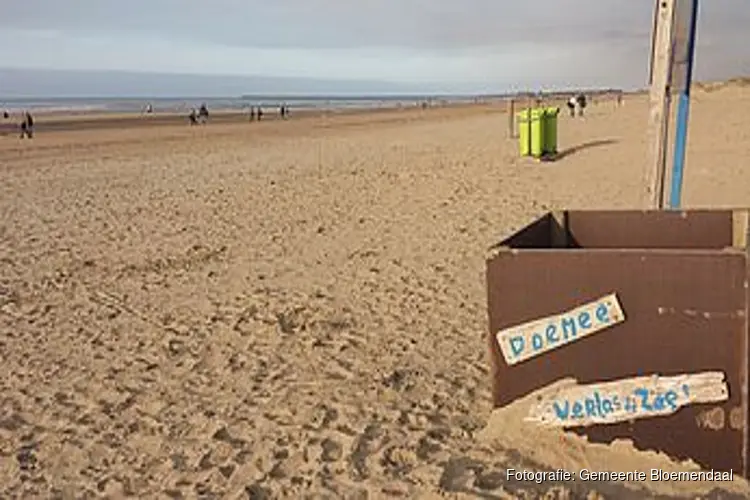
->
[0,95,496,114]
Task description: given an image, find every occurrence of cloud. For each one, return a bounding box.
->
[0,0,684,50]
[0,0,748,92]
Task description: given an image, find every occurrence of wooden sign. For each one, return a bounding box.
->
[495,293,625,366]
[526,371,729,428]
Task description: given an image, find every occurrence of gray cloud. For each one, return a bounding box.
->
[2,0,745,51]
[0,0,747,92]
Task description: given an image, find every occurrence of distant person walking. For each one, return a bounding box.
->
[256,106,263,121]
[189,108,198,125]
[567,96,577,117]
[19,111,34,139]
[576,94,587,117]
[198,103,209,124]
[2,110,9,119]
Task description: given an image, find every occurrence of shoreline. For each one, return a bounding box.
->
[0,100,510,136]
[0,88,639,118]
[0,91,635,137]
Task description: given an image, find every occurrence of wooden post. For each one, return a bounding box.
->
[508,99,516,138]
[668,0,700,209]
[644,0,678,209]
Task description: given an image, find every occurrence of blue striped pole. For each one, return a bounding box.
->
[668,0,699,209]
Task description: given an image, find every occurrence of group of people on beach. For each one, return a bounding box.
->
[3,101,292,139]
[183,103,289,125]
[249,104,288,121]
[188,104,210,125]
[2,110,35,139]
[248,106,264,121]
[567,94,588,117]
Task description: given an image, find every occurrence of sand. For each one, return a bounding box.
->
[2,86,750,499]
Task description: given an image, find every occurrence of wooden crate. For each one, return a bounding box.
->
[486,209,749,475]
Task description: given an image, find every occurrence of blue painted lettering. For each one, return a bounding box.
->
[635,388,653,411]
[500,296,623,362]
[584,398,597,416]
[610,395,621,410]
[595,303,610,323]
[652,394,665,411]
[510,336,525,357]
[561,317,577,340]
[531,333,544,351]
[547,385,690,424]
[578,311,592,329]
[593,391,605,415]
[572,402,584,418]
[625,396,638,413]
[553,401,570,420]
[545,324,559,344]
[664,390,678,410]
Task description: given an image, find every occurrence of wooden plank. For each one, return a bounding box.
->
[644,0,678,209]
[526,371,729,428]
[495,293,625,366]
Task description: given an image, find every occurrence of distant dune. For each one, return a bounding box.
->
[694,77,750,92]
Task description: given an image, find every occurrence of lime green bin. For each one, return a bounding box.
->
[517,108,545,158]
[517,107,560,158]
[543,107,560,156]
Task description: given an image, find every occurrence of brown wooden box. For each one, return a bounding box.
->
[486,209,750,475]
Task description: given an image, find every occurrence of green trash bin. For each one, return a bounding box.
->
[517,108,545,158]
[542,107,560,156]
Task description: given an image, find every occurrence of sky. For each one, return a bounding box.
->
[1,0,749,95]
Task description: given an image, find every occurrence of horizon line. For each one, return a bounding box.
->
[1,87,636,102]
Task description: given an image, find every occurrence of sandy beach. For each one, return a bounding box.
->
[2,84,750,499]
